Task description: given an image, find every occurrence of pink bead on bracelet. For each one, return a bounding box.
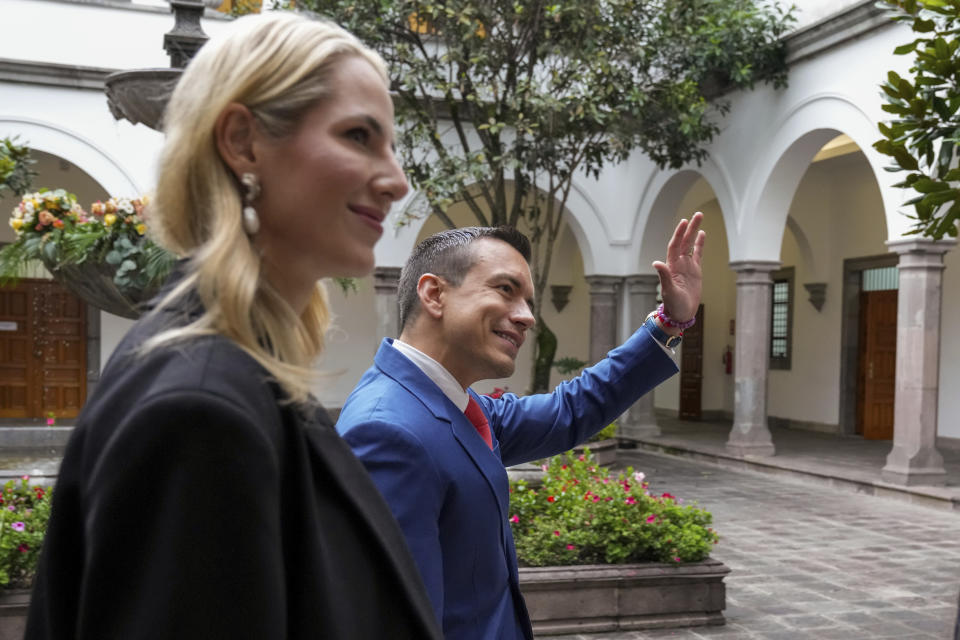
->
[655,303,696,330]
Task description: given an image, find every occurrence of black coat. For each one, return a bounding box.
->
[25,291,442,639]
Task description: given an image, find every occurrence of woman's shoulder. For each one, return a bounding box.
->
[92,317,283,429]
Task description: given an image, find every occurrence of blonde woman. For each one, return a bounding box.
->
[26,13,441,640]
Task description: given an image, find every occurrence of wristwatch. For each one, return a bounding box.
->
[644,313,683,349]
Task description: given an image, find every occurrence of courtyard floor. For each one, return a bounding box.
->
[540,445,960,639]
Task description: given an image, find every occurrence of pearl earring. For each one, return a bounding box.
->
[240,172,260,235]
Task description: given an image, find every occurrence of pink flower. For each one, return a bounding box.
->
[566,544,576,550]
[510,515,519,524]
[625,497,636,505]
[17,544,28,553]
[553,530,561,536]
[633,471,645,483]
[645,514,657,524]
[661,492,675,500]
[11,522,25,532]
[540,464,548,472]
[46,418,55,426]
[673,557,681,563]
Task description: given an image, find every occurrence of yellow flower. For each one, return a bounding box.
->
[9,218,22,231]
[135,223,146,235]
[104,213,117,227]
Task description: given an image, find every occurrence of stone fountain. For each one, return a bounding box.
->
[104,0,210,131]
[38,2,210,318]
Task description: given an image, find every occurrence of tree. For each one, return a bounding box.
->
[295,0,794,391]
[875,0,960,240]
[0,137,35,198]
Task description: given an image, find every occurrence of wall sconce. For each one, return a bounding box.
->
[550,285,572,312]
[803,282,827,312]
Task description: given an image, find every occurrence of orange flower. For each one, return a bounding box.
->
[38,210,55,226]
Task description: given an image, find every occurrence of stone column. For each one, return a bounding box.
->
[726,261,779,457]
[372,266,401,349]
[619,274,662,440]
[585,275,622,365]
[881,238,956,486]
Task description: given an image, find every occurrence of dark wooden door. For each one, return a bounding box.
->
[679,304,704,420]
[0,284,31,417]
[0,280,86,419]
[857,290,897,440]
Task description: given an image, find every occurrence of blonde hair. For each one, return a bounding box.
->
[147,12,389,404]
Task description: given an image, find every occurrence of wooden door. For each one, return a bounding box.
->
[0,280,86,419]
[0,285,31,417]
[857,290,897,439]
[679,304,704,420]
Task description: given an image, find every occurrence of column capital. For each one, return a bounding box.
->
[728,260,781,274]
[886,237,957,256]
[585,274,623,296]
[624,273,660,295]
[372,266,402,294]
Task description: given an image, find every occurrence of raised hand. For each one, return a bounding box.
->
[652,211,706,326]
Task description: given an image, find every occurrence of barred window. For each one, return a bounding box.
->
[770,267,794,370]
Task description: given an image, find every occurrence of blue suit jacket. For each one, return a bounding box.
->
[336,325,678,639]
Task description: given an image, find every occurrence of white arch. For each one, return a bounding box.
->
[0,117,141,195]
[374,178,602,274]
[631,155,738,272]
[734,93,899,261]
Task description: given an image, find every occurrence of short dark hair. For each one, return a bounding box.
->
[398,226,531,331]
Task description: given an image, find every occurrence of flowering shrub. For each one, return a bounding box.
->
[0,477,52,589]
[0,189,174,297]
[509,451,718,567]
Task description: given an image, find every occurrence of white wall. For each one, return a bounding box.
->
[938,247,960,439]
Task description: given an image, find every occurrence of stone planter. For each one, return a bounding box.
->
[0,589,30,640]
[41,256,157,319]
[572,437,618,466]
[519,558,730,635]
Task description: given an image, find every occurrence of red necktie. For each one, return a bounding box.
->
[464,397,493,450]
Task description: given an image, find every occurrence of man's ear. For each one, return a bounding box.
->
[416,273,445,319]
[214,103,259,180]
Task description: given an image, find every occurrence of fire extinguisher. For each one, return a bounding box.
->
[722,345,733,375]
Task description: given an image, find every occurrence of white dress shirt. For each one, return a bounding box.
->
[392,339,470,412]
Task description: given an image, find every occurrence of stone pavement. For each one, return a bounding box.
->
[539,449,960,640]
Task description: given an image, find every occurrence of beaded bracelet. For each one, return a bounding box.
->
[655,303,696,330]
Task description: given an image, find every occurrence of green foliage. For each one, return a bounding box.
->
[0,477,52,589]
[0,137,35,198]
[875,0,960,239]
[589,420,618,442]
[510,451,718,566]
[291,0,795,390]
[553,356,587,376]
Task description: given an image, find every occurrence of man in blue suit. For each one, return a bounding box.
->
[337,214,704,639]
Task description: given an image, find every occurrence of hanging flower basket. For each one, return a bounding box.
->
[2,190,174,319]
[39,254,156,319]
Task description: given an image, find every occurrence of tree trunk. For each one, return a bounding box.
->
[530,318,556,394]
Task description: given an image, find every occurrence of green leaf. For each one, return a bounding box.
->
[894,41,919,55]
[912,177,950,192]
